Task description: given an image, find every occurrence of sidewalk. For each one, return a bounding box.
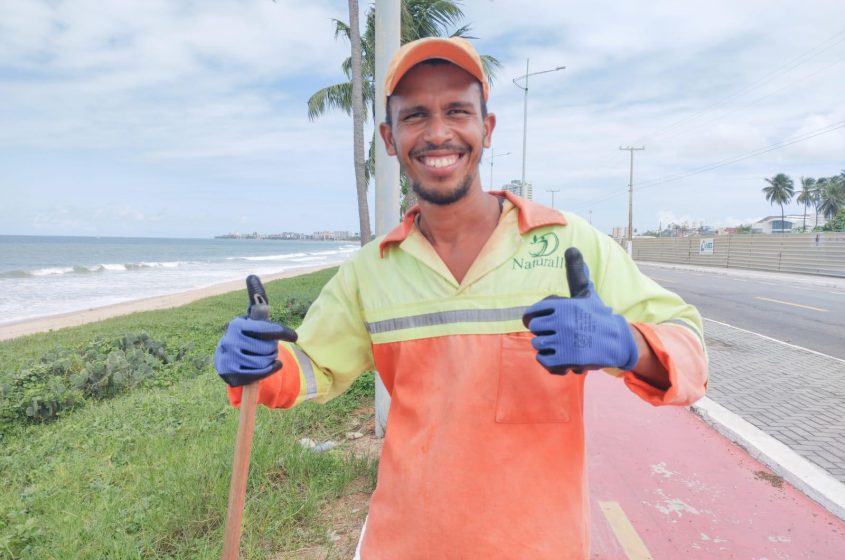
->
[586,370,845,558]
[694,318,845,514]
[636,260,845,290]
[634,260,845,515]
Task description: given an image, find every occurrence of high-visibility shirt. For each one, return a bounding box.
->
[228,192,708,559]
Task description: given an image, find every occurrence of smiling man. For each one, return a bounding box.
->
[214,37,708,559]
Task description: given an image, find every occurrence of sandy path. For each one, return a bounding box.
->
[0,264,337,342]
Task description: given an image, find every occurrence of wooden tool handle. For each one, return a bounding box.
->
[221,379,260,559]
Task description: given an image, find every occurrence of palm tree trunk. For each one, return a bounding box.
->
[780,203,785,233]
[349,0,371,246]
[803,203,807,232]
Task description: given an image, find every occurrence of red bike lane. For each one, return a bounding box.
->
[584,372,845,559]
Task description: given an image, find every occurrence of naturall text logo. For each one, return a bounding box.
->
[513,233,564,270]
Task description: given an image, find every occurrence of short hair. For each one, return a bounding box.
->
[384,59,488,127]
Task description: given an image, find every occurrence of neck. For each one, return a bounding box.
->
[417,185,500,246]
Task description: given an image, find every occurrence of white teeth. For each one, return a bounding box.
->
[422,155,459,168]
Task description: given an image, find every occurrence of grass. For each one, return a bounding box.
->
[0,268,377,559]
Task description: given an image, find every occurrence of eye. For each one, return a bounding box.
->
[403,111,425,121]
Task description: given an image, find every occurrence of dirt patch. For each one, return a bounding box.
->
[277,477,372,560]
[754,469,784,488]
[275,408,384,559]
[345,411,384,461]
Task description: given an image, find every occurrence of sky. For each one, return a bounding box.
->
[1,0,843,238]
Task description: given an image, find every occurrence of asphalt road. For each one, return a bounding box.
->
[637,263,845,360]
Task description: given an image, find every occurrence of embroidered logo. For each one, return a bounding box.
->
[528,232,559,258]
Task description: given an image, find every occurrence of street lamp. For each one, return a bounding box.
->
[513,59,565,197]
[488,149,511,191]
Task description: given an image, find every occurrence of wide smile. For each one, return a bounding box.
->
[414,152,466,175]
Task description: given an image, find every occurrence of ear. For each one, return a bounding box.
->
[379,122,397,156]
[482,113,496,149]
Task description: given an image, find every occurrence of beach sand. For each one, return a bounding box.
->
[0,264,337,342]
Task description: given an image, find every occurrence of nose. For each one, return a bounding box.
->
[423,113,453,146]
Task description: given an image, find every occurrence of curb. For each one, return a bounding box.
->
[692,396,845,523]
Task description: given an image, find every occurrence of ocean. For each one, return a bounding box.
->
[0,235,358,325]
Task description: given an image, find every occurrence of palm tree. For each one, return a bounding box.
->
[796,176,815,232]
[762,173,795,233]
[818,175,845,221]
[347,0,370,245]
[307,0,500,233]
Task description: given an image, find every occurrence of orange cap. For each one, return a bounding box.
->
[384,37,488,104]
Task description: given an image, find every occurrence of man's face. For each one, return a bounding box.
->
[379,63,495,205]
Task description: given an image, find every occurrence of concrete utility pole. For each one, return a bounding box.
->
[619,146,644,256]
[513,60,565,197]
[374,0,400,438]
[546,189,560,209]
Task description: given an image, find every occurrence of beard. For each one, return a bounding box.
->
[411,172,474,206]
[396,140,477,206]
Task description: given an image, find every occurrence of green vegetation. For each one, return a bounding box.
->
[822,208,845,232]
[0,268,377,559]
[763,170,845,231]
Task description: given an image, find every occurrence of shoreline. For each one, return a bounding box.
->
[0,264,337,342]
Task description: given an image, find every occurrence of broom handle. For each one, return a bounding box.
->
[222,381,259,560]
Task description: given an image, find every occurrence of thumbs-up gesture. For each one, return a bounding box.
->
[521,247,639,375]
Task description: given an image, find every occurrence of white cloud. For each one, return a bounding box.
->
[2,0,844,236]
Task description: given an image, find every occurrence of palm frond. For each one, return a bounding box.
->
[365,132,376,186]
[449,24,475,39]
[480,54,502,88]
[307,82,353,121]
[401,0,465,42]
[332,18,351,41]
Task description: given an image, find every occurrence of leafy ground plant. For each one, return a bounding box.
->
[0,268,378,559]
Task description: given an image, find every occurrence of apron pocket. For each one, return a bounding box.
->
[495,333,572,424]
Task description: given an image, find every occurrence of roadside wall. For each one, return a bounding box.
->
[632,233,845,278]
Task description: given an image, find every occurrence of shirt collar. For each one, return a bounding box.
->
[379,191,567,258]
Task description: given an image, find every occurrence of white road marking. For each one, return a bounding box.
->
[754,296,829,312]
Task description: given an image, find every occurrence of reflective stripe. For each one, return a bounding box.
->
[292,346,318,399]
[666,319,704,347]
[367,306,527,334]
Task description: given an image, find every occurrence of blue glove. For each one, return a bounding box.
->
[522,247,638,375]
[214,316,298,387]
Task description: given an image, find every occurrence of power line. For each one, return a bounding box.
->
[639,28,845,141]
[656,55,845,143]
[636,120,845,191]
[573,120,845,212]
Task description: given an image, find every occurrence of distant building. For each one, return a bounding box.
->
[752,215,825,234]
[333,231,352,240]
[501,179,533,200]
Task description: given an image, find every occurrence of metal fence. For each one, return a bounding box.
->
[632,233,845,278]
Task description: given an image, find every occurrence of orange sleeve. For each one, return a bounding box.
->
[622,322,708,407]
[226,343,302,409]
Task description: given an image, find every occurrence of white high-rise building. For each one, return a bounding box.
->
[501,179,533,200]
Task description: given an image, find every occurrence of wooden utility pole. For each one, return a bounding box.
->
[619,146,644,255]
